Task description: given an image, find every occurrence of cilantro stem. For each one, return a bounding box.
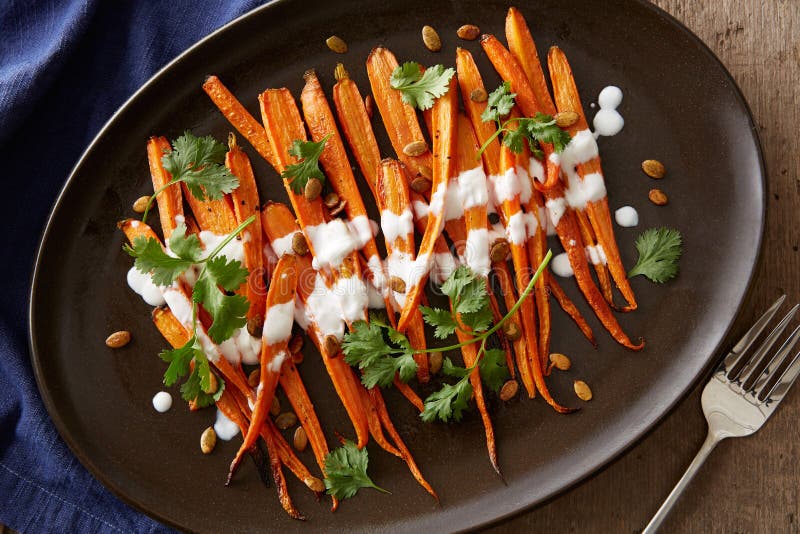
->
[203,214,256,260]
[422,250,552,354]
[141,178,184,224]
[475,117,525,160]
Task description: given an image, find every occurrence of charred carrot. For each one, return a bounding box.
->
[146,136,183,238]
[226,134,266,328]
[546,272,596,346]
[548,45,637,311]
[229,254,297,482]
[202,75,278,168]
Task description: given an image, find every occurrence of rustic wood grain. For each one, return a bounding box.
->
[490,0,800,532]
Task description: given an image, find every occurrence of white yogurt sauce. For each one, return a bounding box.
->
[152,391,172,413]
[305,219,359,271]
[381,208,414,243]
[551,252,574,278]
[458,166,489,209]
[464,228,490,276]
[506,212,527,245]
[347,215,375,249]
[332,276,369,323]
[126,267,166,306]
[545,197,567,227]
[263,300,295,345]
[593,86,624,137]
[615,206,639,227]
[267,351,288,373]
[432,251,459,284]
[586,245,608,266]
[304,274,345,340]
[214,409,240,441]
[270,231,298,258]
[198,231,245,262]
[411,199,429,220]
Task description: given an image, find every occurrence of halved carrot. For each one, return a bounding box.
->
[146,136,183,238]
[396,75,457,334]
[226,134,266,325]
[202,75,278,168]
[182,180,238,235]
[505,7,557,116]
[480,34,561,191]
[376,158,430,383]
[301,69,395,324]
[229,254,297,481]
[548,45,638,312]
[546,272,596,347]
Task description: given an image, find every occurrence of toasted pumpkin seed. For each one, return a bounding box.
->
[554,111,579,128]
[648,188,668,206]
[403,140,428,157]
[132,196,150,213]
[293,426,308,452]
[574,380,593,401]
[499,379,519,401]
[549,353,572,371]
[304,178,322,201]
[200,427,217,454]
[291,232,309,256]
[329,199,347,217]
[410,175,432,193]
[429,352,443,375]
[105,330,131,349]
[422,25,442,52]
[642,159,666,179]
[418,164,433,180]
[291,351,304,365]
[323,334,340,356]
[502,320,521,342]
[323,192,340,208]
[489,238,510,263]
[270,396,281,417]
[247,314,264,337]
[326,35,348,54]
[248,369,260,388]
[457,24,481,40]
[388,276,407,294]
[469,87,488,103]
[275,411,297,430]
[288,334,304,355]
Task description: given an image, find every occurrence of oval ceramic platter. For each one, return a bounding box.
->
[29,0,764,531]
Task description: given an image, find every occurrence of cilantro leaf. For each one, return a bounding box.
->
[204,256,248,292]
[193,270,250,343]
[421,376,473,423]
[281,134,331,194]
[442,357,470,379]
[343,321,418,387]
[167,222,202,261]
[161,131,239,201]
[478,348,509,393]
[481,81,516,123]
[390,62,455,111]
[125,236,193,286]
[520,112,572,153]
[440,265,473,300]
[159,336,200,386]
[628,227,683,283]
[502,126,529,155]
[459,304,494,334]
[324,440,389,500]
[420,306,459,339]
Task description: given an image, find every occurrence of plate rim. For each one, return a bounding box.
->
[27,0,767,530]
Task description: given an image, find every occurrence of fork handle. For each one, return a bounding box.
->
[642,432,719,534]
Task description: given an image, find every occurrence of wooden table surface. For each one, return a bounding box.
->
[491,0,800,532]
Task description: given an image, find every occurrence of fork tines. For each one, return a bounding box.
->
[721,295,800,404]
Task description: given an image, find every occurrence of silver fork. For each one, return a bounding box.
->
[643,295,800,533]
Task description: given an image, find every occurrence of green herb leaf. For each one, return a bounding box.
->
[161,131,239,201]
[421,376,473,423]
[124,229,195,287]
[324,440,389,500]
[519,112,572,153]
[389,62,455,111]
[281,134,331,194]
[193,272,249,343]
[420,306,459,339]
[159,336,200,386]
[167,222,203,261]
[481,81,516,123]
[442,357,470,379]
[628,227,683,283]
[478,348,509,393]
[342,320,418,387]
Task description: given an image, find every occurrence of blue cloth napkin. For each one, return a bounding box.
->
[0,1,266,531]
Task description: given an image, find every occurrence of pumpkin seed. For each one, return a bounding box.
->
[429,352,443,375]
[648,188,668,206]
[457,24,481,40]
[549,353,572,371]
[489,238,510,263]
[574,380,593,401]
[248,368,260,388]
[642,159,666,179]
[323,334,340,356]
[288,334,304,355]
[132,196,150,213]
[499,379,519,401]
[403,140,428,157]
[388,276,407,294]
[304,178,322,201]
[323,192,340,208]
[554,111,579,128]
[275,411,297,430]
[200,427,217,454]
[410,175,432,193]
[502,320,521,341]
[422,25,442,52]
[270,396,281,417]
[293,426,308,452]
[105,330,131,349]
[469,87,488,103]
[246,314,264,337]
[326,35,348,54]
[328,199,347,217]
[291,232,309,256]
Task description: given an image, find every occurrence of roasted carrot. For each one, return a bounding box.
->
[479,34,561,191]
[548,45,638,311]
[505,7,557,116]
[546,272,596,347]
[226,134,266,327]
[202,75,278,168]
[146,136,183,238]
[229,254,297,482]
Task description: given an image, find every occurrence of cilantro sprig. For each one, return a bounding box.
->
[478,82,572,159]
[141,131,240,223]
[323,440,389,500]
[628,227,683,283]
[124,215,256,403]
[281,134,331,194]
[342,251,552,423]
[390,62,455,111]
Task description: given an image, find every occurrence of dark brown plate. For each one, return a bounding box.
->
[29,0,765,531]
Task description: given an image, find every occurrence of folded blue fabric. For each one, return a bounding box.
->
[0,1,265,531]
